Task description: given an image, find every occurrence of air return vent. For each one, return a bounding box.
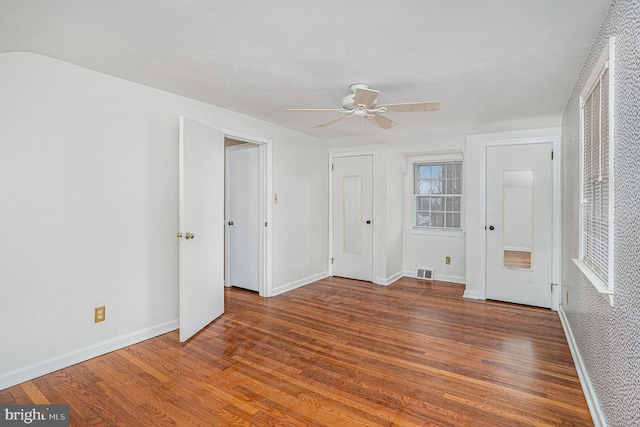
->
[416,267,434,281]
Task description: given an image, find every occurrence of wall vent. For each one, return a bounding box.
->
[416,267,434,281]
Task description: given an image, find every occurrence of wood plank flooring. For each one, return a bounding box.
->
[0,277,592,426]
[504,250,532,269]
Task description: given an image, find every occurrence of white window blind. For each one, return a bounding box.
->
[579,38,613,294]
[582,67,609,283]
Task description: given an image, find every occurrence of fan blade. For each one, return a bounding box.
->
[285,108,349,112]
[369,114,398,130]
[378,101,440,112]
[314,113,352,128]
[353,88,379,109]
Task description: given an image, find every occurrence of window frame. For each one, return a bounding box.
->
[574,36,615,304]
[412,157,464,234]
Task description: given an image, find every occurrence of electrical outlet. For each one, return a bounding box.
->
[445,256,451,265]
[94,306,105,323]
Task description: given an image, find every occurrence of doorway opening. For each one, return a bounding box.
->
[224,136,271,297]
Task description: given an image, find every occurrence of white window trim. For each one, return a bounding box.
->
[410,152,464,234]
[574,36,615,306]
[409,228,465,237]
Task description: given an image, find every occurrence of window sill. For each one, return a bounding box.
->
[572,258,614,306]
[410,228,465,237]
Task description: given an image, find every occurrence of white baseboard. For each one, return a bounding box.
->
[558,306,605,427]
[462,289,483,299]
[403,270,466,285]
[375,271,404,286]
[0,319,178,391]
[435,274,466,285]
[270,271,329,297]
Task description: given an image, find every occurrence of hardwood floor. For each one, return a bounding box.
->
[0,277,592,426]
[504,250,532,269]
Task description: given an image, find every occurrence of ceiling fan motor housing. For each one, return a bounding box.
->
[349,83,370,92]
[342,94,355,110]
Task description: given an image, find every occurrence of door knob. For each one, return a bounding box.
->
[366,220,372,224]
[228,221,234,226]
[176,232,183,239]
[185,232,195,240]
[489,225,495,231]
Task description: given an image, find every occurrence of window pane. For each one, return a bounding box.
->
[416,196,428,210]
[451,213,461,228]
[433,213,444,227]
[445,197,454,211]
[414,161,463,229]
[453,197,461,211]
[416,211,430,227]
[431,197,443,212]
[445,213,453,228]
[452,177,462,194]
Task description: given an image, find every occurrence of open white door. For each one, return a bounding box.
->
[179,117,225,342]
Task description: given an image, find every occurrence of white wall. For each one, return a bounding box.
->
[384,148,405,283]
[271,139,329,294]
[0,52,328,388]
[402,152,466,284]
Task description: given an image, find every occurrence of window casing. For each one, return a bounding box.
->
[413,161,463,230]
[576,37,615,301]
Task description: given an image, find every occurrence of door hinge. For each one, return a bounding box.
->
[265,222,268,227]
[551,150,554,160]
[551,283,558,292]
[331,164,334,171]
[331,257,334,264]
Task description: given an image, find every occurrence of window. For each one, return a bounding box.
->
[576,37,614,300]
[414,161,463,230]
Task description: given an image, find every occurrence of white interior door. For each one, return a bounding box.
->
[486,143,553,308]
[179,116,225,342]
[226,144,260,292]
[332,155,373,282]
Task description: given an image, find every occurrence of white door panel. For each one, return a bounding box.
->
[226,144,260,292]
[332,156,373,281]
[179,117,225,342]
[486,143,553,308]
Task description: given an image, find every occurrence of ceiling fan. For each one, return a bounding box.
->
[285,83,440,129]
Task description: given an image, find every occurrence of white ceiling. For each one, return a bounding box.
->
[0,0,612,148]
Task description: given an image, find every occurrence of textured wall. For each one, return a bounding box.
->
[561,1,640,425]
